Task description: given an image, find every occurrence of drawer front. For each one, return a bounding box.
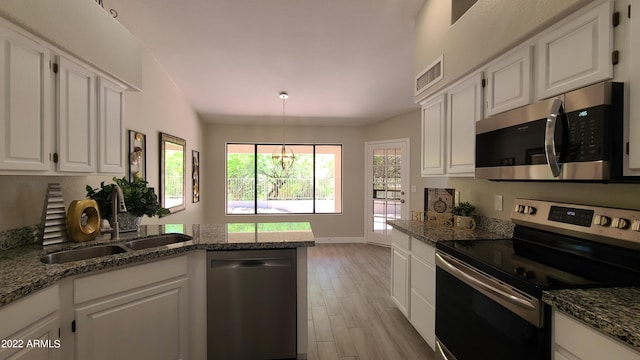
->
[391,230,410,251]
[554,310,640,360]
[412,238,435,265]
[74,255,188,304]
[410,255,435,303]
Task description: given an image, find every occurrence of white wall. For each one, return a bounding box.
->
[363,110,424,214]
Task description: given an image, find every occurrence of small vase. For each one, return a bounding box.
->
[110,213,142,233]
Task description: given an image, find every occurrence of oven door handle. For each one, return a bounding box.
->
[436,252,537,312]
[545,98,563,178]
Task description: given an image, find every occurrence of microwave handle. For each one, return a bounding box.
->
[545,98,563,178]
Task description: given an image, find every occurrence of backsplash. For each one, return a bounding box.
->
[0,225,40,252]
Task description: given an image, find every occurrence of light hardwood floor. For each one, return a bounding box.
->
[307,243,434,360]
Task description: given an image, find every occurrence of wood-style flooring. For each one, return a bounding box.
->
[307,243,434,360]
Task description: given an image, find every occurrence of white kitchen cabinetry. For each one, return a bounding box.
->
[56,56,96,173]
[536,1,613,100]
[409,239,436,350]
[0,24,52,171]
[391,230,410,316]
[447,72,483,176]
[0,285,60,360]
[73,256,189,360]
[390,229,436,351]
[0,19,125,175]
[553,310,640,360]
[420,94,446,176]
[97,77,125,173]
[485,46,532,116]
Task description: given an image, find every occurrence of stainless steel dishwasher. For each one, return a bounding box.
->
[207,249,297,360]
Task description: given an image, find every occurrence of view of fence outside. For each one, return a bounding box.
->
[226,144,342,214]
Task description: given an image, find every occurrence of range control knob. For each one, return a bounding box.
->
[594,215,611,227]
[611,217,630,229]
[514,204,524,213]
[524,206,536,215]
[631,220,640,232]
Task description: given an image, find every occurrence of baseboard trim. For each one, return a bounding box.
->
[313,237,365,244]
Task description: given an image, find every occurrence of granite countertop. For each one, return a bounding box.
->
[543,288,640,350]
[0,222,315,308]
[387,219,511,246]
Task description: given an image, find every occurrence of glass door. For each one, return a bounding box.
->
[365,139,409,246]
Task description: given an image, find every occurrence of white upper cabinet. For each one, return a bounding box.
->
[97,77,125,173]
[420,94,446,176]
[56,56,97,173]
[485,45,532,116]
[447,72,482,176]
[0,25,52,171]
[536,1,613,99]
[0,20,126,175]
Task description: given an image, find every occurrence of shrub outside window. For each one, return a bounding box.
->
[226,143,342,214]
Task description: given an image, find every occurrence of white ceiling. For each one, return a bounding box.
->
[107,0,425,126]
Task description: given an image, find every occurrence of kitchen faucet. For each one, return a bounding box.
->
[109,184,128,239]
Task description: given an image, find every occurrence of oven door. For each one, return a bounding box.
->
[435,252,550,360]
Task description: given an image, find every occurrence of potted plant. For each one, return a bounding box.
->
[451,201,477,230]
[86,177,169,232]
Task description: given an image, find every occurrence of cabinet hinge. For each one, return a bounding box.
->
[627,142,630,155]
[52,63,58,74]
[612,50,620,65]
[53,152,59,163]
[71,320,76,333]
[481,78,486,88]
[629,5,631,19]
[613,11,620,27]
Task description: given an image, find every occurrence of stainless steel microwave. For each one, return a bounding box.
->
[475,81,632,182]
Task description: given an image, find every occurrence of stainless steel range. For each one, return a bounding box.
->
[435,198,640,360]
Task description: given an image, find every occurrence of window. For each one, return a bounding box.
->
[226,143,342,214]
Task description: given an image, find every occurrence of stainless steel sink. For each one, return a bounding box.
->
[123,234,193,250]
[40,245,128,264]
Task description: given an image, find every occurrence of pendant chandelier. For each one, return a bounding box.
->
[272,92,295,170]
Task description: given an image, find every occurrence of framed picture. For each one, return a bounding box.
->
[192,150,200,203]
[160,132,186,214]
[425,188,455,225]
[128,130,146,181]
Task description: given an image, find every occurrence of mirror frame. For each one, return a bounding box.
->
[160,132,186,215]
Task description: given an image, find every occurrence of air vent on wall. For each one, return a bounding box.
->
[415,55,443,97]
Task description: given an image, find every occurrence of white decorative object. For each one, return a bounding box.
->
[40,183,68,245]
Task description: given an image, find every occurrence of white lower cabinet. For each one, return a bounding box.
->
[391,245,410,317]
[409,239,436,350]
[73,256,189,360]
[553,310,640,360]
[0,286,61,360]
[390,229,436,350]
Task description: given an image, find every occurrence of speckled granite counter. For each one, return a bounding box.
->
[387,219,511,246]
[543,288,640,350]
[0,222,315,308]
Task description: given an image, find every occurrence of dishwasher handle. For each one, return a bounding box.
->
[210,257,293,269]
